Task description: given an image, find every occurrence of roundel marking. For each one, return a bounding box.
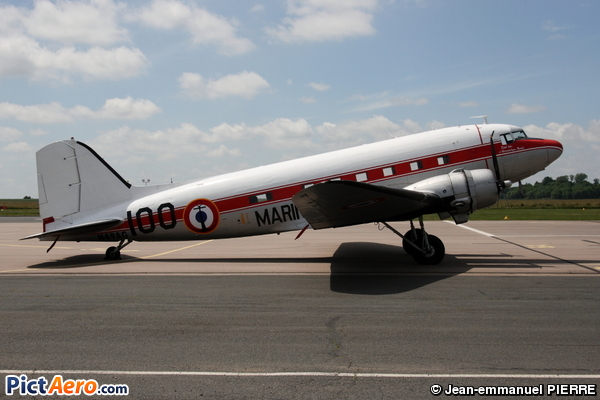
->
[183,199,220,234]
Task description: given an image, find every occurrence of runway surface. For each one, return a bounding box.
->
[1,219,599,398]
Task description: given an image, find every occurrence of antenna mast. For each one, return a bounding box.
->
[470,115,488,124]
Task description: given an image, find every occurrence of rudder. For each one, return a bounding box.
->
[36,140,132,224]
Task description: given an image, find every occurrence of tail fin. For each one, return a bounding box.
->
[36,140,132,225]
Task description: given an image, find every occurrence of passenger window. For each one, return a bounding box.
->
[410,161,423,171]
[383,167,395,177]
[356,172,368,182]
[249,192,273,204]
[437,155,450,165]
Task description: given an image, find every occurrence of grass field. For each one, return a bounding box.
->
[0,199,41,217]
[1,198,600,220]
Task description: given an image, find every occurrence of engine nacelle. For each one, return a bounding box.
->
[404,169,499,224]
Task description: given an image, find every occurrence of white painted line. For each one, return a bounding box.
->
[497,235,600,238]
[1,370,599,379]
[445,221,495,237]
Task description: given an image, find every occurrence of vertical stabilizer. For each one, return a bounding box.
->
[36,140,132,224]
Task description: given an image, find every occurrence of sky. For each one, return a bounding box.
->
[1,0,599,198]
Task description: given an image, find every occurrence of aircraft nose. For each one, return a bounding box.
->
[546,139,563,164]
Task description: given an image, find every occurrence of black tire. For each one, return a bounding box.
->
[412,235,445,265]
[402,228,423,255]
[105,246,121,260]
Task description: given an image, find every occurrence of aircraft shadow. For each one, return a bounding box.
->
[27,242,592,294]
[27,254,118,269]
[328,242,471,295]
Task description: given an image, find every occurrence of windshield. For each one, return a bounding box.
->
[512,130,528,141]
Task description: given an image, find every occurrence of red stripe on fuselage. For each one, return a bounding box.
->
[98,138,556,235]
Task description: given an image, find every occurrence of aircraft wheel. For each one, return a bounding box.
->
[412,235,445,265]
[105,246,121,260]
[402,229,423,255]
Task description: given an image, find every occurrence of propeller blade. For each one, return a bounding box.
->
[518,180,525,197]
[489,131,505,192]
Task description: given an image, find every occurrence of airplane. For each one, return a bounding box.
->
[22,123,563,265]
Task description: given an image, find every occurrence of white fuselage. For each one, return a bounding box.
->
[48,124,562,243]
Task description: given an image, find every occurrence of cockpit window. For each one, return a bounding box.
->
[500,130,528,144]
[512,130,528,141]
[500,133,513,145]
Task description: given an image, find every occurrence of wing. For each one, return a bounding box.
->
[292,181,442,229]
[21,219,123,241]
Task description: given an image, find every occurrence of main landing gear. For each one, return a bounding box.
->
[381,217,445,265]
[105,239,133,261]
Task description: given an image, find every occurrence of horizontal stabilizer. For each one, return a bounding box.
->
[292,180,442,229]
[21,219,123,241]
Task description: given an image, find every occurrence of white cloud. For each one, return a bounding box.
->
[129,0,256,55]
[266,0,378,43]
[219,115,431,150]
[523,120,600,143]
[182,118,315,149]
[0,34,148,82]
[79,116,452,185]
[3,142,33,153]
[542,21,569,40]
[315,116,421,146]
[299,97,317,104]
[0,4,22,34]
[0,98,161,123]
[178,71,270,99]
[209,123,249,142]
[542,20,567,33]
[350,95,429,112]
[0,127,23,142]
[89,123,241,161]
[309,82,331,91]
[90,124,207,157]
[391,97,428,106]
[0,102,74,123]
[208,144,242,158]
[206,116,436,151]
[22,0,129,46]
[548,34,565,40]
[506,103,547,114]
[251,118,315,149]
[521,120,600,181]
[91,97,162,120]
[30,129,49,136]
[0,1,147,82]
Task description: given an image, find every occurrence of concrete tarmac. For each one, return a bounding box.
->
[1,219,599,399]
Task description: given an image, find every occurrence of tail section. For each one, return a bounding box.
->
[36,140,132,231]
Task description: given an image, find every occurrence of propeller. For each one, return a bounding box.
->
[489,131,512,193]
[518,180,525,197]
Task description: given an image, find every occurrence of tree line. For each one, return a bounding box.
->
[502,173,600,199]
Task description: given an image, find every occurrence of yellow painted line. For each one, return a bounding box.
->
[525,245,556,249]
[0,241,214,272]
[141,240,214,259]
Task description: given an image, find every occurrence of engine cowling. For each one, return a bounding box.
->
[404,169,499,224]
